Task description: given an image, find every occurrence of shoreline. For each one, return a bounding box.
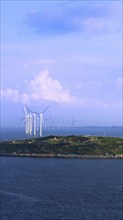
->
[0,153,123,159]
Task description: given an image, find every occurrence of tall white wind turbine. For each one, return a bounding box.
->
[39,105,49,137]
[29,114,32,135]
[39,113,43,137]
[33,113,36,136]
[23,106,30,134]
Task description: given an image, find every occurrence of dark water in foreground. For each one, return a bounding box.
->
[0,157,123,220]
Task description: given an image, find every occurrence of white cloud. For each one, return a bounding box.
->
[1,69,74,104]
[1,88,30,104]
[1,70,122,109]
[1,88,19,102]
[29,69,74,102]
[20,93,30,104]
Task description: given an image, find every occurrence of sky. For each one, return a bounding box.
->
[0,0,122,128]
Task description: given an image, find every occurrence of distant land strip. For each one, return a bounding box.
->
[0,135,123,159]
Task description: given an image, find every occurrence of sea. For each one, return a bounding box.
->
[0,126,123,142]
[0,127,123,220]
[0,157,123,220]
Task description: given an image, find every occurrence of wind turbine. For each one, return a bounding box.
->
[29,113,33,135]
[33,113,37,136]
[23,106,34,135]
[39,113,43,137]
[23,105,50,137]
[71,118,78,129]
[38,105,49,137]
[55,116,62,130]
[23,106,30,134]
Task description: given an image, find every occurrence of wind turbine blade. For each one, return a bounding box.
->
[26,106,40,115]
[20,117,25,123]
[23,106,28,115]
[42,105,50,113]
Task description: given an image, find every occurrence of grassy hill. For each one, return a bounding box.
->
[0,135,123,157]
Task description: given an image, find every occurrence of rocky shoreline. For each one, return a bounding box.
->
[0,153,123,159]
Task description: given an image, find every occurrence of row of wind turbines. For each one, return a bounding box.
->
[23,106,78,137]
[23,106,49,137]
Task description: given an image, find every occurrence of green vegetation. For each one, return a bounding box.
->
[0,135,123,157]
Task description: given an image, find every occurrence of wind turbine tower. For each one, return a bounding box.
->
[23,106,29,134]
[29,114,32,135]
[39,113,43,137]
[33,113,36,136]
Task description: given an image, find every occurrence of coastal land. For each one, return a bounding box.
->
[0,135,123,159]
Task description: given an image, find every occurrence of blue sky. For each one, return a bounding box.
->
[1,0,122,127]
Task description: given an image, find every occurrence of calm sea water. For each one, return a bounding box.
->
[0,157,122,220]
[0,126,123,142]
